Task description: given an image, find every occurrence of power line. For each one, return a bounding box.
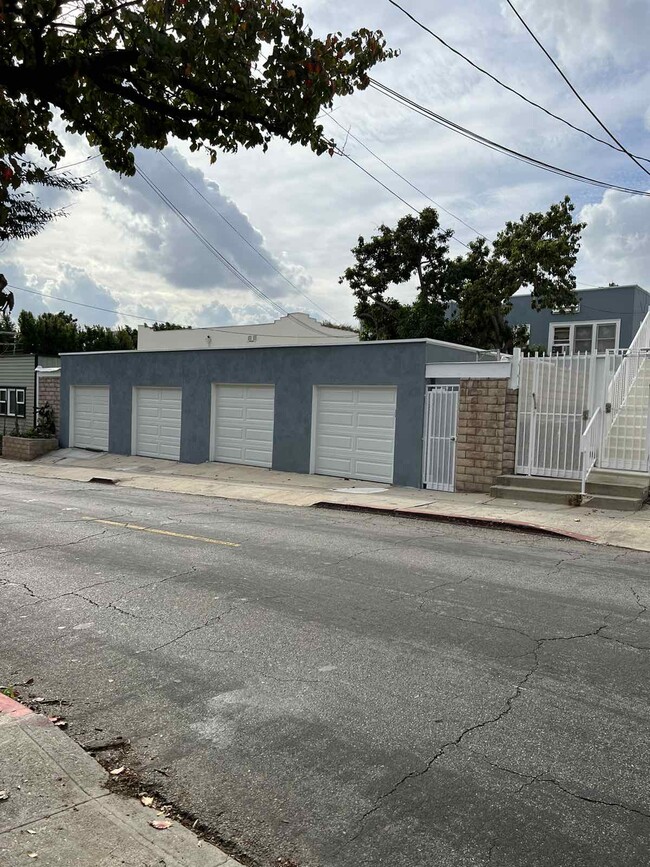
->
[334,146,471,249]
[6,281,358,339]
[158,151,341,325]
[322,110,490,242]
[135,163,352,339]
[7,282,160,323]
[505,0,650,179]
[369,79,650,198]
[386,0,650,165]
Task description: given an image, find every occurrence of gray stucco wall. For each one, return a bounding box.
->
[507,285,649,350]
[60,342,430,488]
[424,342,483,363]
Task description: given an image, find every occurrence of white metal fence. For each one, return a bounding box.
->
[516,353,597,480]
[423,385,459,491]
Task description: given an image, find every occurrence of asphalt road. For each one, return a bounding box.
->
[1,474,649,867]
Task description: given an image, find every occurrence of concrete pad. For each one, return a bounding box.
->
[0,697,241,867]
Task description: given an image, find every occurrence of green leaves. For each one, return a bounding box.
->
[341,198,585,350]
[0,0,396,239]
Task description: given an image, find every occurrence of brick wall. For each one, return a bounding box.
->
[38,374,61,435]
[2,435,59,461]
[455,379,519,493]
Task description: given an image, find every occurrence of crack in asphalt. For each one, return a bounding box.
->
[344,585,648,846]
[482,756,650,820]
[0,577,38,598]
[0,527,127,558]
[137,602,239,653]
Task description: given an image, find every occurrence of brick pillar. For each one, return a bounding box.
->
[37,373,61,435]
[455,379,519,493]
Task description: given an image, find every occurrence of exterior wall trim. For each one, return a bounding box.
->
[426,361,512,380]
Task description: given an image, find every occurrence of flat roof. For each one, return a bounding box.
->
[60,337,495,357]
[514,283,646,296]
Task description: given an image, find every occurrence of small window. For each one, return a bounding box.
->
[573,324,593,354]
[551,326,571,355]
[596,323,617,354]
[1,387,26,418]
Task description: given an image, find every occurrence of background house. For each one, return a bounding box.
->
[0,354,60,435]
[507,284,650,354]
[137,313,360,351]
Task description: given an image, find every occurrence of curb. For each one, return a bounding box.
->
[311,501,599,543]
[0,691,33,719]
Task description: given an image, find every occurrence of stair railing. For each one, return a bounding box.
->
[581,406,602,494]
[605,310,650,429]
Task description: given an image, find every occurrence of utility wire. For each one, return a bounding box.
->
[7,282,161,323]
[369,79,650,198]
[135,163,352,339]
[158,151,341,325]
[6,282,358,339]
[334,147,471,249]
[386,0,650,165]
[322,109,490,242]
[505,0,650,179]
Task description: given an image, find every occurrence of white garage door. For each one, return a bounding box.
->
[313,386,397,484]
[212,385,275,468]
[71,386,110,451]
[134,388,182,460]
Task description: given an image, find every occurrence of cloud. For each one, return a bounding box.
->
[578,190,650,286]
[2,262,120,327]
[3,0,649,332]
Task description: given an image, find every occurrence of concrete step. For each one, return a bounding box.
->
[490,484,645,511]
[495,474,649,498]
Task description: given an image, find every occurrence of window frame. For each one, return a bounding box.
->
[548,320,620,356]
[0,386,27,418]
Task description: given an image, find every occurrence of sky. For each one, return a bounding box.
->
[2,0,650,330]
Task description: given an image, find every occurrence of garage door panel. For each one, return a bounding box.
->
[134,388,182,461]
[314,386,396,484]
[71,387,110,451]
[212,385,274,468]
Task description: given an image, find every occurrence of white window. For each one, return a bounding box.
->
[549,321,619,355]
[0,387,26,418]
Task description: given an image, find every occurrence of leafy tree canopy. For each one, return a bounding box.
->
[17,309,138,354]
[341,197,585,351]
[0,0,395,239]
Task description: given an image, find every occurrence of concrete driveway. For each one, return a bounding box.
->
[1,474,649,866]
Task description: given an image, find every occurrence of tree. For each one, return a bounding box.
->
[150,322,190,331]
[0,160,88,241]
[341,209,454,341]
[341,197,585,351]
[16,310,139,354]
[0,0,395,238]
[18,310,81,354]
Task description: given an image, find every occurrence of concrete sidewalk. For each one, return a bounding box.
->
[0,693,241,867]
[1,449,649,552]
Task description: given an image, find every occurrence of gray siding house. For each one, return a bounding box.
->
[507,284,650,354]
[60,339,494,489]
[0,354,59,435]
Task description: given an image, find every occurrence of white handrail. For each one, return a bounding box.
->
[606,310,650,424]
[581,406,602,494]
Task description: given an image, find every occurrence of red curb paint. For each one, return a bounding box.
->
[311,501,598,544]
[0,692,33,719]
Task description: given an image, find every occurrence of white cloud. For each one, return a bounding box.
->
[2,0,649,330]
[578,190,650,286]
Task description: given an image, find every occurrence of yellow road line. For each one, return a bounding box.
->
[82,517,240,547]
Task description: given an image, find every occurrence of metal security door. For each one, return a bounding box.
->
[516,354,595,479]
[423,385,459,491]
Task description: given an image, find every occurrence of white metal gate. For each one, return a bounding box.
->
[423,385,459,491]
[516,354,596,480]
